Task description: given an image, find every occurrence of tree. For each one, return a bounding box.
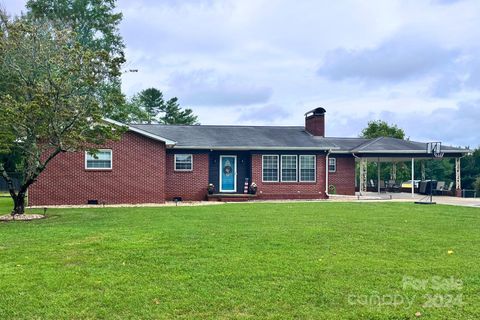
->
[114,88,199,125]
[107,100,150,124]
[0,15,123,215]
[462,147,480,190]
[135,88,164,122]
[160,97,199,125]
[26,0,126,116]
[26,0,124,55]
[359,120,407,183]
[360,120,405,139]
[474,176,480,194]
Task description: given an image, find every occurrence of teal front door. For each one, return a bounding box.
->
[220,155,237,192]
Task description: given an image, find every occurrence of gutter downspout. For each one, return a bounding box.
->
[325,150,331,197]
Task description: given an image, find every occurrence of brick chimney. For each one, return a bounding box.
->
[305,107,326,137]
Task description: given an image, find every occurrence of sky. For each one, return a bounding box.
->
[3,0,480,148]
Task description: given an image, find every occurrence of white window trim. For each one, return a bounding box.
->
[329,157,337,173]
[281,155,298,182]
[299,155,316,182]
[174,154,193,172]
[85,149,112,170]
[262,155,279,182]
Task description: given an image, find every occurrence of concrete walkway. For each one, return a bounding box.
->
[328,192,480,208]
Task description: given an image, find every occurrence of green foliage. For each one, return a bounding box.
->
[0,202,479,318]
[26,0,126,117]
[474,176,480,193]
[110,87,199,125]
[160,97,198,125]
[26,0,124,58]
[462,148,480,190]
[360,120,405,139]
[107,100,150,124]
[0,15,124,213]
[136,87,164,121]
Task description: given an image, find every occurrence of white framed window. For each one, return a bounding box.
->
[262,155,279,182]
[174,154,193,171]
[299,155,316,182]
[85,149,112,170]
[281,155,298,182]
[328,157,336,173]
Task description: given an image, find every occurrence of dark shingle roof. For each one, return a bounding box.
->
[131,124,337,149]
[128,123,469,154]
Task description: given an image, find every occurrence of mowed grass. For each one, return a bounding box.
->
[0,198,479,319]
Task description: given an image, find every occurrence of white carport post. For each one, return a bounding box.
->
[391,162,397,181]
[411,158,415,198]
[377,159,381,194]
[359,158,367,195]
[455,157,461,197]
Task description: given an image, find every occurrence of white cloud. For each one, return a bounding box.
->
[3,0,480,146]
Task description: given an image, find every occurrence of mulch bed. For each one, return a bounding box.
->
[0,214,45,222]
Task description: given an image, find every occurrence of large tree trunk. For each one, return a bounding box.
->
[12,192,26,215]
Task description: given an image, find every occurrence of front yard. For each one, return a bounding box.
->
[0,200,479,319]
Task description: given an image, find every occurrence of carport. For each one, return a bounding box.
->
[346,137,471,198]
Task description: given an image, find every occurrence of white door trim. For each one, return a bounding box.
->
[219,155,237,193]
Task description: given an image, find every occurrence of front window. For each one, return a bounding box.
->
[299,155,316,182]
[85,150,112,169]
[281,155,297,182]
[175,154,193,171]
[328,158,336,173]
[262,155,279,182]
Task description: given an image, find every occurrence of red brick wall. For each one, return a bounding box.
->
[29,132,166,206]
[328,156,355,195]
[305,115,325,137]
[165,153,209,201]
[251,154,327,199]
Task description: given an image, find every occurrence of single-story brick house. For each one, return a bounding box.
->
[29,108,470,205]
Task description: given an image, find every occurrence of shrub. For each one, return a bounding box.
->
[474,176,480,194]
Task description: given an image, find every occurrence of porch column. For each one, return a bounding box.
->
[359,158,367,195]
[391,163,397,181]
[455,157,462,197]
[377,160,381,194]
[411,158,415,198]
[421,161,426,181]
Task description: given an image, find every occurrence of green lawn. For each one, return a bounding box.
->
[0,199,479,319]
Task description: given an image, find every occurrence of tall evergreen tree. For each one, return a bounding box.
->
[136,88,164,123]
[160,97,199,125]
[115,88,199,125]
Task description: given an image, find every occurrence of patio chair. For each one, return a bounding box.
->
[441,182,454,196]
[434,181,445,195]
[388,180,401,192]
[380,180,387,192]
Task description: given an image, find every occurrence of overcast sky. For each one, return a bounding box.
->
[3,0,480,148]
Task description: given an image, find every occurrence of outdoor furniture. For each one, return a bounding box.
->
[380,180,387,192]
[441,182,454,196]
[387,180,401,192]
[434,181,445,195]
[419,180,437,195]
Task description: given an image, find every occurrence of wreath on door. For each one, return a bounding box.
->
[223,160,232,176]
